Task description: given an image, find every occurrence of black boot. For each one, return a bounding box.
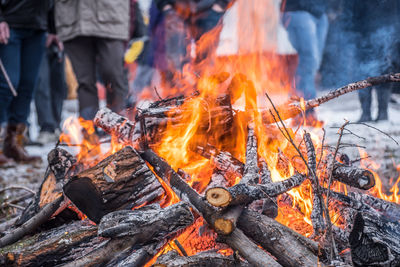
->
[358,88,372,122]
[375,85,391,121]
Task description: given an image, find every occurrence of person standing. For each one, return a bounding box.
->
[55,0,130,121]
[282,0,328,121]
[0,0,60,163]
[34,42,67,144]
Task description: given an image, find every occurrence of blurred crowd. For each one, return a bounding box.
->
[0,0,399,165]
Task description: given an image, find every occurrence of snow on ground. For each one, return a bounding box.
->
[1,89,400,221]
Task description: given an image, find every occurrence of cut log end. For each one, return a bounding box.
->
[205,187,232,207]
[360,170,375,189]
[214,218,235,235]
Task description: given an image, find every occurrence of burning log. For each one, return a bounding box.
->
[67,203,193,267]
[154,250,251,267]
[107,242,165,267]
[192,143,244,183]
[304,133,326,235]
[262,72,400,124]
[205,173,306,208]
[237,208,322,267]
[257,160,278,218]
[17,148,76,226]
[332,164,375,190]
[141,149,282,267]
[349,211,400,266]
[63,146,165,223]
[0,220,101,267]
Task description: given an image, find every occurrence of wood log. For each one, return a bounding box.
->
[249,160,278,218]
[154,250,251,267]
[332,164,375,190]
[17,148,76,226]
[261,72,400,124]
[110,242,165,267]
[238,209,323,267]
[349,211,400,266]
[98,202,193,240]
[205,173,305,208]
[192,144,244,183]
[140,149,282,267]
[304,133,326,235]
[63,146,165,223]
[0,220,102,267]
[67,203,193,267]
[0,196,63,248]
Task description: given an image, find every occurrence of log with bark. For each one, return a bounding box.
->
[349,211,400,266]
[0,220,102,267]
[154,249,251,267]
[63,146,165,223]
[237,208,323,267]
[140,149,282,267]
[65,202,194,267]
[205,173,306,208]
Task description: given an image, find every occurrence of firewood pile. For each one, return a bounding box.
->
[1,73,400,267]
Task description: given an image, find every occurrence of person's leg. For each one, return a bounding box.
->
[358,87,372,122]
[8,30,46,125]
[315,13,329,69]
[49,49,67,130]
[283,11,319,100]
[0,28,22,164]
[64,37,97,120]
[0,29,22,125]
[376,84,392,121]
[96,38,128,114]
[35,49,57,133]
[4,29,45,162]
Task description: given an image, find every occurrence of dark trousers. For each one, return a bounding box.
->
[0,29,46,124]
[64,37,128,120]
[34,47,67,132]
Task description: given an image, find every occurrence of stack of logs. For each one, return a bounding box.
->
[1,73,400,266]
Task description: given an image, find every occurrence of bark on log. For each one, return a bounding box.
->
[304,133,326,235]
[141,149,282,267]
[249,160,278,218]
[0,196,63,248]
[238,209,322,267]
[332,164,375,190]
[261,72,400,124]
[205,173,306,208]
[349,211,400,266]
[63,146,164,223]
[111,242,165,267]
[98,202,194,240]
[17,148,76,226]
[154,250,251,267]
[0,220,101,267]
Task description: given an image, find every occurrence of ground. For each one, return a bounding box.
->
[1,89,400,223]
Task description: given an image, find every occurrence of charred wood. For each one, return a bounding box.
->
[205,173,305,208]
[0,220,101,267]
[0,196,63,248]
[238,209,322,267]
[63,146,164,223]
[349,212,400,266]
[141,149,282,267]
[154,249,251,267]
[332,164,375,190]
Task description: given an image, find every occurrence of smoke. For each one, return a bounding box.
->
[320,0,400,89]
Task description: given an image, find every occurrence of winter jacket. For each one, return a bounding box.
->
[55,0,130,42]
[0,0,55,33]
[283,0,327,18]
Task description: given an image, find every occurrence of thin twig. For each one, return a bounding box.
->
[349,122,399,145]
[154,86,163,100]
[0,186,35,195]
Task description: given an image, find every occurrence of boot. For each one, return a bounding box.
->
[0,152,10,165]
[3,124,41,163]
[357,89,372,122]
[375,85,391,121]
